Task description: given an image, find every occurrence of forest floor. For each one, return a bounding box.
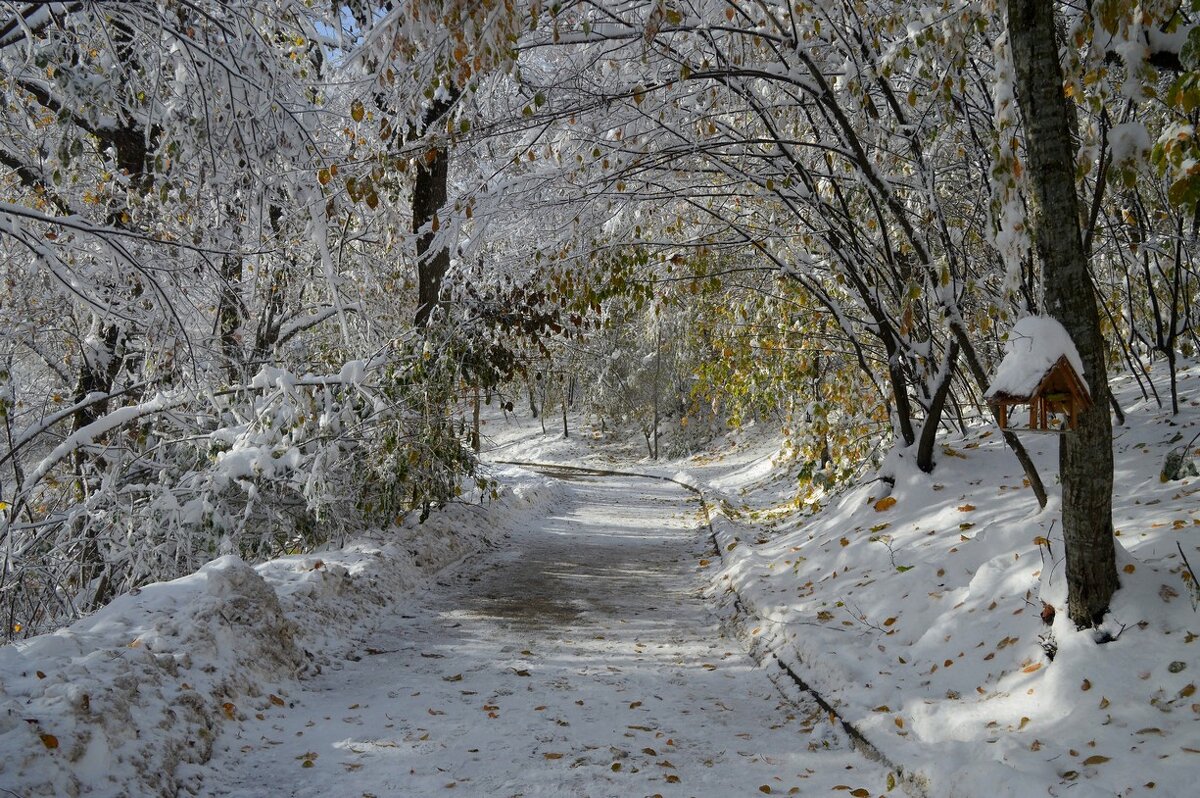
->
[196,471,893,798]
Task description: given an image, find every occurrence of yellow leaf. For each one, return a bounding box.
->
[839,537,850,547]
[1180,683,1196,698]
[350,99,365,122]
[1022,662,1043,674]
[269,694,285,707]
[760,787,772,794]
[1082,755,1110,765]
[222,702,236,720]
[40,733,58,749]
[958,504,976,512]
[874,496,897,512]
[851,790,871,797]
[543,752,563,759]
[1123,563,1136,574]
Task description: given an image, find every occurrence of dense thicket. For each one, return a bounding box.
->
[2,1,1197,636]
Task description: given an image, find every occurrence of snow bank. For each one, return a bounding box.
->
[0,466,560,796]
[683,361,1200,798]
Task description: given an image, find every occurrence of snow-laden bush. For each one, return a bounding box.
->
[1,348,481,640]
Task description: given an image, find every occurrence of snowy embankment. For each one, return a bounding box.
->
[0,466,560,797]
[682,364,1200,798]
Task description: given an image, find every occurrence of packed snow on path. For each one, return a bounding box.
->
[197,474,894,797]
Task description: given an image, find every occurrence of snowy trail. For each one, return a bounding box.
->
[197,474,893,797]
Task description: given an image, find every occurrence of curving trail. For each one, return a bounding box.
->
[198,473,892,798]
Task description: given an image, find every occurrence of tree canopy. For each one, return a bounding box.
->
[2,0,1197,635]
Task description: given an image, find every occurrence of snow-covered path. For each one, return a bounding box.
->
[198,473,892,797]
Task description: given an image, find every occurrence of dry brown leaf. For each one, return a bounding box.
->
[543,752,563,760]
[39,733,58,750]
[1082,755,1110,765]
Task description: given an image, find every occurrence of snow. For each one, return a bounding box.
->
[0,471,562,796]
[985,315,1089,400]
[679,360,1200,798]
[1109,121,1151,166]
[5,364,1199,798]
[196,473,893,798]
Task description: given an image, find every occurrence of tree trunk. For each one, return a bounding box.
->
[915,339,958,473]
[561,380,569,439]
[652,320,662,460]
[413,95,459,329]
[472,382,481,453]
[1009,0,1118,627]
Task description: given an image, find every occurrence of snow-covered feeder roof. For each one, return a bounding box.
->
[984,316,1090,402]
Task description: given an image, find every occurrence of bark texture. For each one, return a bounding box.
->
[1008,0,1118,626]
[413,95,458,329]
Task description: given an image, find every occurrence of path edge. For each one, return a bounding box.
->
[491,458,929,798]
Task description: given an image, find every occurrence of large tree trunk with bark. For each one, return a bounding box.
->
[413,94,458,329]
[1008,0,1119,627]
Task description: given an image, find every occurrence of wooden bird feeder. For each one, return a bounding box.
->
[984,318,1092,434]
